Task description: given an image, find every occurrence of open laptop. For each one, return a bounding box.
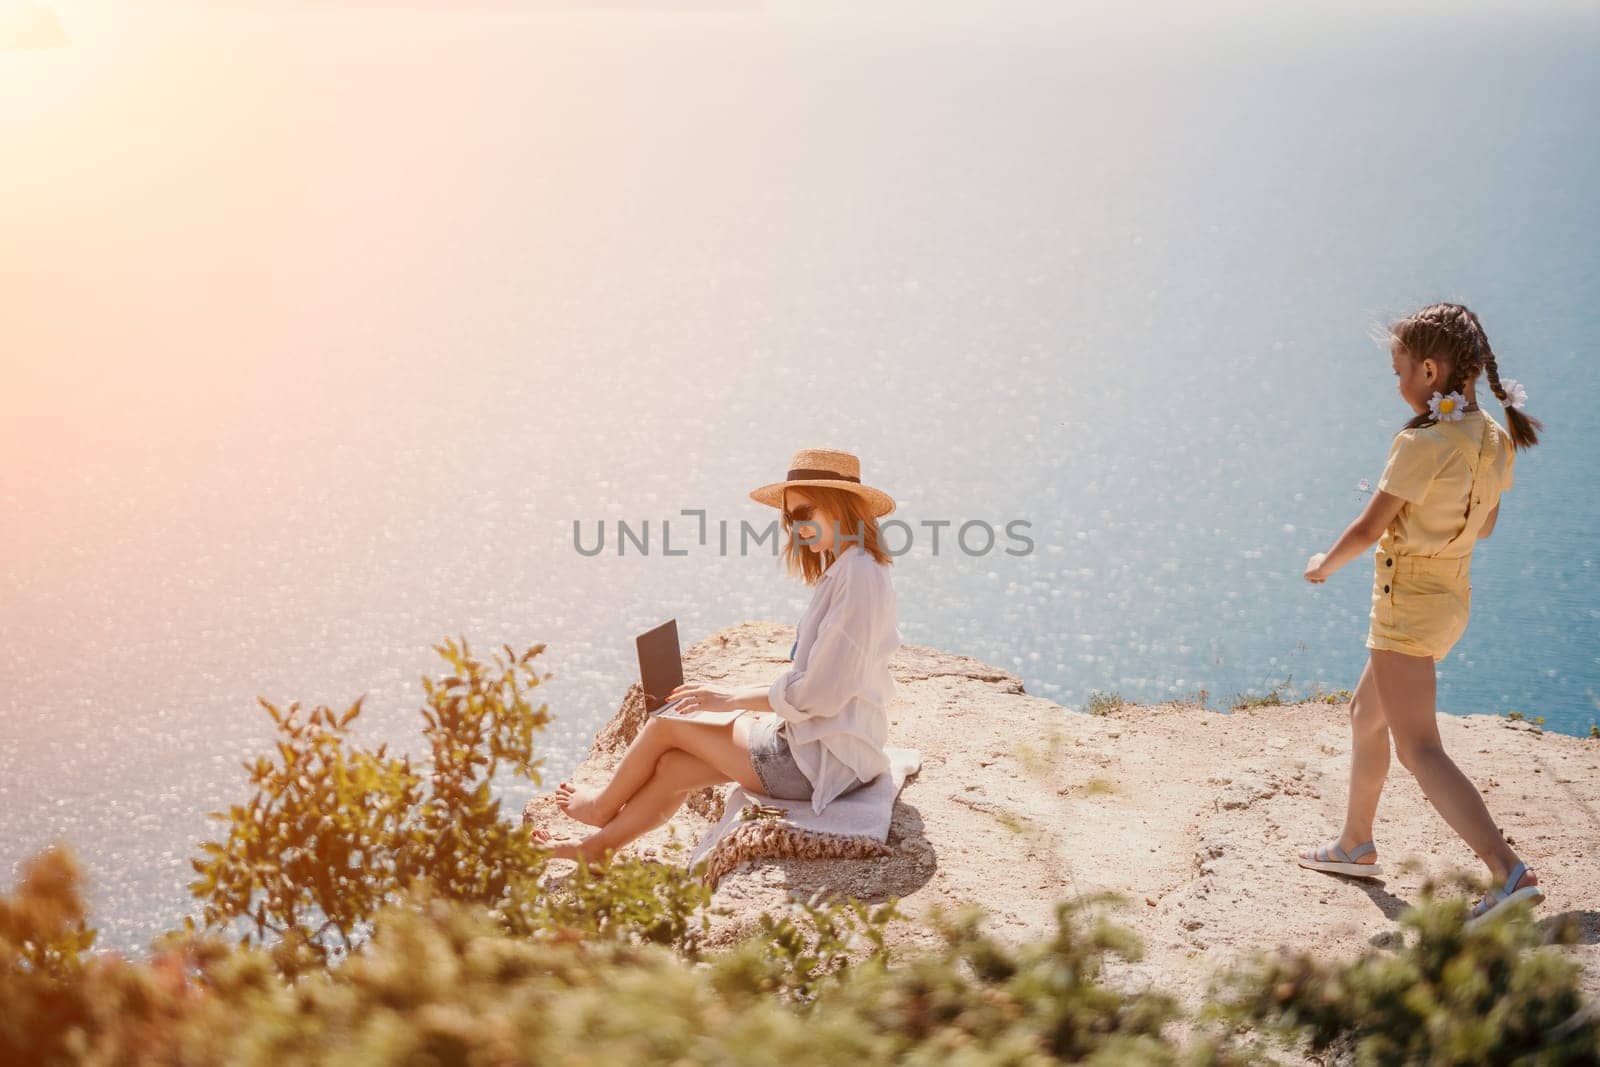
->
[635,619,743,724]
[636,619,688,715]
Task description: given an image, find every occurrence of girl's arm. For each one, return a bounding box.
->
[1305,489,1407,583]
[1477,503,1501,540]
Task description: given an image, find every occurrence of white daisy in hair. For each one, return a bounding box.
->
[1499,377,1529,410]
[1428,390,1468,421]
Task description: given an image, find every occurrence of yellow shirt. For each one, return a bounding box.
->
[1376,409,1514,559]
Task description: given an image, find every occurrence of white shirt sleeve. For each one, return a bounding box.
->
[768,563,878,724]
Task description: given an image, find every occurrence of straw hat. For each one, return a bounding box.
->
[749,447,896,518]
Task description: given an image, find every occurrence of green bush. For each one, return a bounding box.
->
[0,847,99,1063]
[4,633,1595,1064]
[3,856,1236,1065]
[187,634,562,963]
[1215,884,1599,1064]
[185,636,731,970]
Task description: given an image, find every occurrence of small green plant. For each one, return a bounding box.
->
[992,808,1027,834]
[1590,724,1599,740]
[1215,885,1599,1063]
[1230,688,1290,711]
[887,896,1199,1062]
[1085,690,1125,716]
[743,894,905,1002]
[498,839,715,952]
[1016,725,1067,778]
[1507,710,1526,722]
[1225,670,1297,710]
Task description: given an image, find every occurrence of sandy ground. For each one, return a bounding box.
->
[524,621,1600,1020]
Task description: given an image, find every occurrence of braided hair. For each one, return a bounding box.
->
[1389,302,1542,450]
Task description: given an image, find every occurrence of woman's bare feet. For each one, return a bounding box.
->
[528,825,584,862]
[554,781,614,827]
[529,825,613,865]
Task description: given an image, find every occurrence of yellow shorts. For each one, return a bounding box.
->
[1366,551,1472,662]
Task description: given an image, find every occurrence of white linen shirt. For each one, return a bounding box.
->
[766,543,902,814]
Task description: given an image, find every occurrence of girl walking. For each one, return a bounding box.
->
[1298,302,1545,927]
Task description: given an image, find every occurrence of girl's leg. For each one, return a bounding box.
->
[537,750,731,864]
[1300,658,1386,866]
[1341,658,1390,847]
[1370,649,1536,888]
[557,714,765,826]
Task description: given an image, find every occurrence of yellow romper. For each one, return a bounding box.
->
[1367,409,1515,662]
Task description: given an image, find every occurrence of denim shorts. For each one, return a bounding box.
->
[747,714,873,803]
[747,714,816,801]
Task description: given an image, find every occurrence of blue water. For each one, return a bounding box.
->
[2,5,1597,953]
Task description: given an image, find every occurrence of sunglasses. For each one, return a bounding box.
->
[783,503,818,525]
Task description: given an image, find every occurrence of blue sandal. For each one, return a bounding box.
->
[1296,839,1382,879]
[1465,861,1545,929]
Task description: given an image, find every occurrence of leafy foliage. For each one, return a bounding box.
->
[3,856,1243,1065]
[188,637,559,961]
[744,892,905,1002]
[1216,885,1600,1065]
[1,845,97,979]
[836,896,1207,1064]
[186,636,733,969]
[4,633,1595,1064]
[496,838,715,952]
[0,848,98,1063]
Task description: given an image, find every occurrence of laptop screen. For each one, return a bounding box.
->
[635,619,684,713]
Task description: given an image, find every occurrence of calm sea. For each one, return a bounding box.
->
[2,4,1596,952]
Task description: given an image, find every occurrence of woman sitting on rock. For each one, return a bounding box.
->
[532,447,902,865]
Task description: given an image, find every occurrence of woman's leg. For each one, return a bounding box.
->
[557,714,765,826]
[1300,658,1386,866]
[537,750,732,864]
[1370,648,1535,887]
